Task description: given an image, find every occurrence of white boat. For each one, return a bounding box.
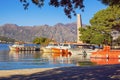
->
[9,44,24,51]
[68,44,98,58]
[41,42,60,53]
[41,43,73,53]
[59,43,73,49]
[45,42,60,49]
[9,42,40,51]
[40,47,52,53]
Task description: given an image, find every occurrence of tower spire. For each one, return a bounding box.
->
[77,14,83,43]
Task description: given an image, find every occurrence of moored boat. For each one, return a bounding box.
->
[40,47,52,53]
[90,58,120,65]
[9,44,24,51]
[51,48,69,53]
[68,44,98,55]
[9,42,40,51]
[91,46,120,59]
[41,42,60,53]
[60,43,73,49]
[51,48,62,53]
[45,42,60,49]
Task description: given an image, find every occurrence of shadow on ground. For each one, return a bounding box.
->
[0,64,120,80]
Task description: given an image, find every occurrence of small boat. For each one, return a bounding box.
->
[40,47,52,53]
[9,42,40,51]
[9,44,24,51]
[41,42,60,53]
[51,48,62,53]
[91,58,120,65]
[45,42,73,50]
[91,46,120,59]
[45,42,60,49]
[59,43,73,49]
[68,44,97,55]
[51,48,70,57]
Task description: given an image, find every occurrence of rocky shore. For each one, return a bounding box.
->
[0,64,120,80]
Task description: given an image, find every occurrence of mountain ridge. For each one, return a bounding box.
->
[0,22,84,42]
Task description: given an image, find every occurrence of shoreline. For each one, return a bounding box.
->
[0,64,120,80]
[0,68,53,77]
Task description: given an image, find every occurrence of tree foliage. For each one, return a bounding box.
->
[80,26,111,45]
[90,5,120,31]
[98,0,120,6]
[33,37,51,45]
[80,5,120,45]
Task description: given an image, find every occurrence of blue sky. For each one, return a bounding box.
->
[0,0,107,26]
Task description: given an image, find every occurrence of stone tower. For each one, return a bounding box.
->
[77,14,83,43]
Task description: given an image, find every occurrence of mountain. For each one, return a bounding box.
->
[0,23,79,42]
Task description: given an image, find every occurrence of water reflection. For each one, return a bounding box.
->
[0,50,78,70]
[50,52,72,64]
[0,49,120,70]
[9,51,42,61]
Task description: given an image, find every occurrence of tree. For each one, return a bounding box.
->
[80,5,120,45]
[89,5,120,45]
[98,0,120,6]
[20,0,120,18]
[80,25,111,45]
[33,37,50,45]
[90,5,120,31]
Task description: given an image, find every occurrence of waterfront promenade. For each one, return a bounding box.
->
[0,64,120,80]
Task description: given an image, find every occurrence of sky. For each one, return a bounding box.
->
[0,0,107,26]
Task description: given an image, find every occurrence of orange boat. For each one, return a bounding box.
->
[52,50,72,64]
[51,48,69,53]
[51,48,71,57]
[91,46,120,59]
[91,58,120,65]
[51,48,62,53]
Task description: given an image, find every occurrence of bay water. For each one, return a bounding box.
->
[0,44,119,70]
[0,44,77,70]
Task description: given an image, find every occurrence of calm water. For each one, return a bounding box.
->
[0,44,80,70]
[0,44,120,70]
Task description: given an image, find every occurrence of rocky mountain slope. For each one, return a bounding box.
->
[0,23,78,42]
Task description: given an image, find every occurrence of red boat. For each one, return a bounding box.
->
[91,46,120,59]
[91,58,120,65]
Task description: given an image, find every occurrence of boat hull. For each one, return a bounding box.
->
[91,46,120,59]
[41,47,52,53]
[9,46,40,51]
[9,46,19,51]
[51,48,62,53]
